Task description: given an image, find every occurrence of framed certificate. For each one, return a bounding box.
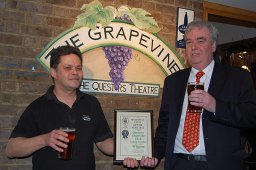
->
[114,109,153,164]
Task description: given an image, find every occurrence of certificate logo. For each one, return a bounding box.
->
[122,130,129,139]
[122,117,129,125]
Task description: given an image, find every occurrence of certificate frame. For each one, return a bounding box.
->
[114,109,153,164]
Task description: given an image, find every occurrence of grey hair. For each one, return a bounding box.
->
[184,20,219,45]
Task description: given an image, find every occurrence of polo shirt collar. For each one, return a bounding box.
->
[45,85,83,103]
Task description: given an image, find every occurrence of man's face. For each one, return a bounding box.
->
[185,27,216,70]
[50,53,83,91]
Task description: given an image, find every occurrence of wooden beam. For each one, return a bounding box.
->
[203,1,256,25]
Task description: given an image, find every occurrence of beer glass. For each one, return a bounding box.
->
[187,82,204,113]
[58,127,76,160]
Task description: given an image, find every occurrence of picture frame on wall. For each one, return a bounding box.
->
[113,109,153,164]
[176,7,195,48]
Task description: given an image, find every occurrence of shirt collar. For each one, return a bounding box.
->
[191,60,215,78]
[46,85,83,103]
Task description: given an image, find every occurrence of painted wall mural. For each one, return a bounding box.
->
[36,0,186,96]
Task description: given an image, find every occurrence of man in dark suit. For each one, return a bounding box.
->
[124,21,256,170]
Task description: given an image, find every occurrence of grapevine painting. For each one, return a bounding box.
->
[74,0,162,90]
[36,0,185,95]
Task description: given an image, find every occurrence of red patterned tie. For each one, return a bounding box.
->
[182,71,205,152]
[196,71,205,84]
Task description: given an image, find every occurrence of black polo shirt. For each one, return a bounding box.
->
[10,86,113,170]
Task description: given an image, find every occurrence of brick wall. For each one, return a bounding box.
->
[0,0,203,169]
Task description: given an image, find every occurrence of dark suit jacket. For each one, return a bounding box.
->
[154,63,256,170]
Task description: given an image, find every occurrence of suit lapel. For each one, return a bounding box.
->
[176,68,191,117]
[208,63,225,97]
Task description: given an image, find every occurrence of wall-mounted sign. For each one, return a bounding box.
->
[176,8,194,48]
[36,0,186,96]
[81,79,159,96]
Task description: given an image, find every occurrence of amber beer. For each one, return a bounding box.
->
[187,82,204,113]
[58,127,76,160]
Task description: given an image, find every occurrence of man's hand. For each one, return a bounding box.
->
[123,156,158,169]
[123,157,139,168]
[189,89,216,112]
[5,129,69,158]
[140,156,158,168]
[43,129,69,152]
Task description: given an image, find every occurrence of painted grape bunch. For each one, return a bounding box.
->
[103,45,132,90]
[73,0,161,90]
[103,14,132,90]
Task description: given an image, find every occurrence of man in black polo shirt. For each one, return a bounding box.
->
[5,46,115,170]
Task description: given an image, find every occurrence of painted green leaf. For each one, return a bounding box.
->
[74,0,115,29]
[130,8,161,33]
[117,8,161,33]
[80,0,103,11]
[74,0,161,33]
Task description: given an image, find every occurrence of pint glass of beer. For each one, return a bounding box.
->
[58,127,76,160]
[187,82,204,113]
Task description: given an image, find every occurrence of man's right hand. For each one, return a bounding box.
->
[5,129,69,158]
[140,156,159,168]
[123,156,158,169]
[44,129,69,152]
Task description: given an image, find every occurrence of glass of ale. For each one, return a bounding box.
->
[187,82,204,113]
[58,127,76,160]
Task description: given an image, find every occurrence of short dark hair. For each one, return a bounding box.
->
[50,45,83,70]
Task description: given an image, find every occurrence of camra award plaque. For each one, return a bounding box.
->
[114,109,153,164]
